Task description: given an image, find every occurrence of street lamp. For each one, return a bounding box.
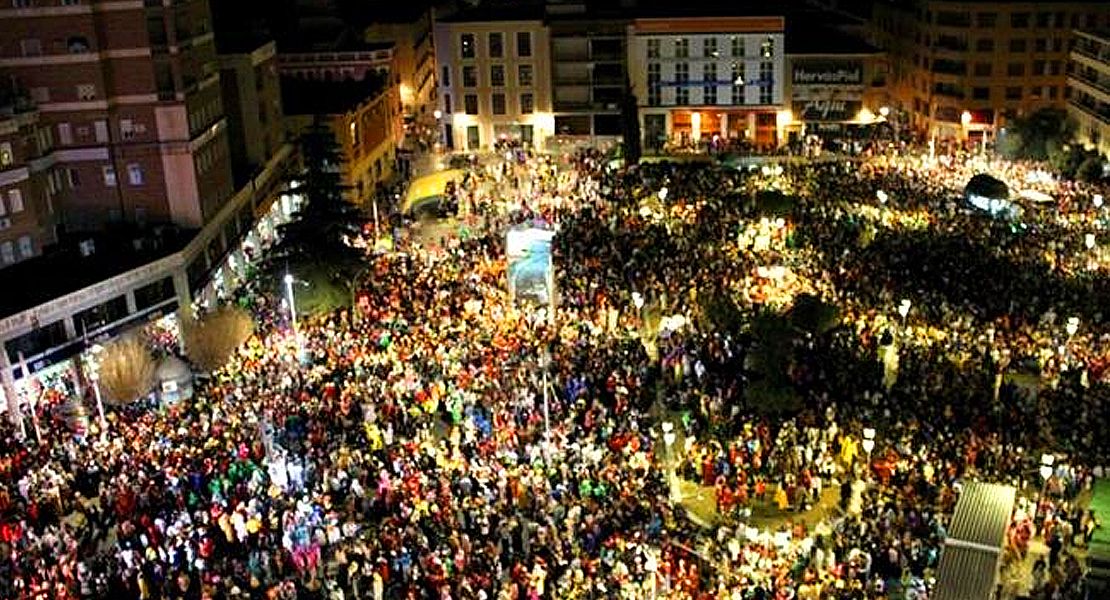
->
[1086,233,1096,250]
[1066,316,1079,338]
[87,345,108,440]
[284,273,298,340]
[1036,453,1055,534]
[433,109,442,120]
[898,299,911,320]
[862,427,876,455]
[1095,194,1104,209]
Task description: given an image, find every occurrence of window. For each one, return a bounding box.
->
[20,39,42,57]
[731,35,745,57]
[8,189,23,213]
[977,12,997,27]
[1053,38,1063,52]
[488,32,503,58]
[761,37,774,58]
[675,62,689,104]
[466,125,480,150]
[1033,60,1046,75]
[647,62,661,106]
[0,242,13,265]
[67,36,89,53]
[520,92,534,114]
[1011,13,1030,28]
[703,37,718,58]
[127,163,142,185]
[491,93,505,115]
[731,62,744,104]
[464,94,478,115]
[14,0,33,7]
[17,236,32,259]
[647,38,660,59]
[1049,86,1058,99]
[94,120,107,143]
[462,66,477,87]
[77,84,96,100]
[973,87,990,99]
[30,87,49,103]
[1036,12,1051,28]
[1034,38,1047,53]
[1007,62,1025,76]
[518,64,533,87]
[516,32,531,57]
[759,85,772,105]
[976,39,994,52]
[0,143,12,167]
[1050,60,1061,75]
[973,62,992,76]
[489,65,504,87]
[759,60,773,84]
[0,195,5,216]
[1005,86,1022,100]
[675,38,689,58]
[443,93,452,114]
[460,34,475,58]
[1009,39,1026,53]
[702,63,716,105]
[441,65,450,87]
[102,165,116,186]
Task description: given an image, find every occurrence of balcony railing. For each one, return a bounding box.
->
[1069,99,1110,123]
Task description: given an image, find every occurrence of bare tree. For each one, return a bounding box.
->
[180,306,255,373]
[96,337,157,405]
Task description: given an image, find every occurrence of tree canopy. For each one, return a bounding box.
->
[264,119,369,302]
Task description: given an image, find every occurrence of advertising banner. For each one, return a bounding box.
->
[793,99,861,122]
[792,60,863,85]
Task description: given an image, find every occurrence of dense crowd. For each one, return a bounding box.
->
[0,145,1106,600]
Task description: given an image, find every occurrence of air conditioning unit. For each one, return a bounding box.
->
[0,218,10,230]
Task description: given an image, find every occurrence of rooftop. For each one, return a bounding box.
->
[0,228,194,320]
[438,1,547,23]
[280,72,390,115]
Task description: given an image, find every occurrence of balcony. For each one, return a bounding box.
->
[1069,98,1110,123]
[1069,73,1110,102]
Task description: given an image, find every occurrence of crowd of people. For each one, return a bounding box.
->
[0,142,1106,600]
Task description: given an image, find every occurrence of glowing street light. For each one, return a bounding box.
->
[879,106,890,118]
[1040,453,1055,481]
[1086,233,1096,249]
[1066,316,1079,338]
[898,299,912,320]
[433,109,442,119]
[862,427,876,456]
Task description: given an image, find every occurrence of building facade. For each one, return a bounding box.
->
[870,0,1110,143]
[547,11,630,144]
[435,14,554,151]
[0,0,236,232]
[363,7,438,119]
[629,17,787,150]
[1068,30,1110,158]
[0,92,55,268]
[219,40,286,185]
[782,51,890,142]
[283,77,404,202]
[276,43,395,82]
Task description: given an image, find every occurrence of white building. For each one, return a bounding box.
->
[628,16,787,151]
[1068,30,1110,159]
[435,9,554,151]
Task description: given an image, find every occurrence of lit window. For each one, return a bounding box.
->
[103,165,116,186]
[127,163,143,185]
[0,143,12,167]
[8,189,23,213]
[17,236,32,259]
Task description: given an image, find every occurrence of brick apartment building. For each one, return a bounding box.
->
[0,0,235,238]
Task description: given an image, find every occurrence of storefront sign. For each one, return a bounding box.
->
[792,61,863,85]
[793,99,861,122]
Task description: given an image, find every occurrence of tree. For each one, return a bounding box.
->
[180,306,254,373]
[96,337,157,405]
[997,108,1073,162]
[264,118,369,310]
[621,81,642,164]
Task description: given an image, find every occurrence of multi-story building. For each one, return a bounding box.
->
[545,1,630,146]
[628,16,787,150]
[282,75,404,201]
[782,21,890,144]
[0,0,235,232]
[218,39,286,185]
[0,86,54,267]
[435,5,554,151]
[1068,30,1110,158]
[363,6,438,119]
[277,41,396,82]
[871,0,1110,143]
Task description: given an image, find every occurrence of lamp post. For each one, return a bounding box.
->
[284,273,299,341]
[1037,453,1055,535]
[862,427,876,479]
[87,345,108,441]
